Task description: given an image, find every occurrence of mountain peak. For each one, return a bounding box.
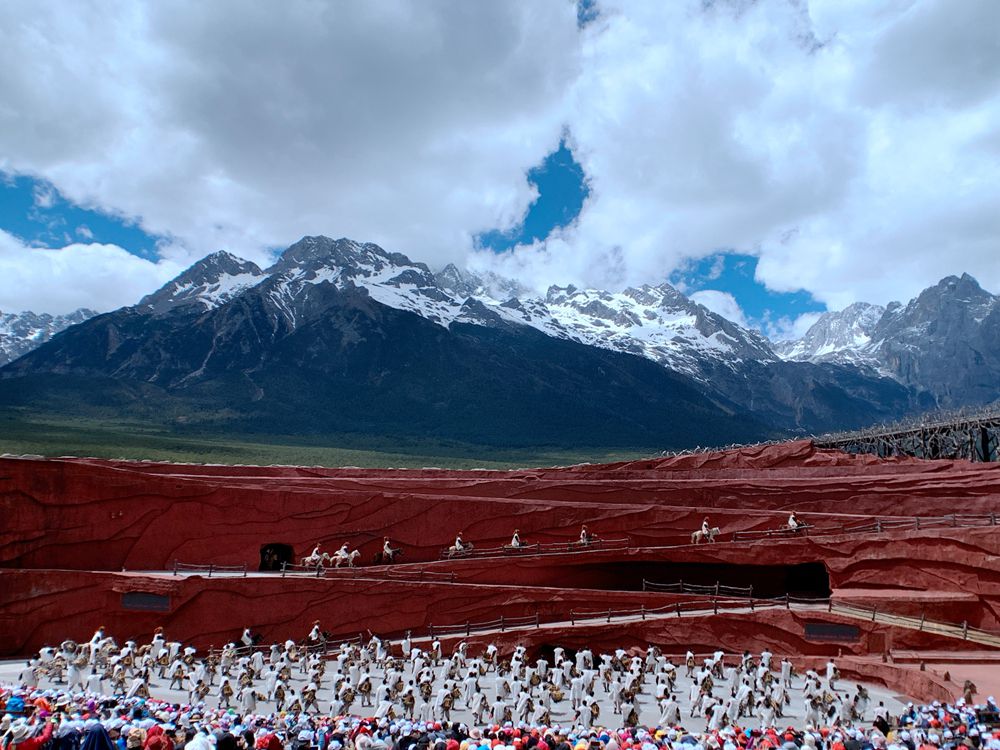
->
[776,301,885,367]
[902,272,995,319]
[268,235,427,279]
[139,251,265,314]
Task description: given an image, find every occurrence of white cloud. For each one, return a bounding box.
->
[1,0,999,316]
[0,230,182,315]
[765,311,824,343]
[0,0,580,273]
[479,0,1000,311]
[689,290,750,329]
[705,255,725,281]
[32,183,56,209]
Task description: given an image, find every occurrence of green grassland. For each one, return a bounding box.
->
[0,413,651,469]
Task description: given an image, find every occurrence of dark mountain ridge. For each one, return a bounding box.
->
[0,235,971,449]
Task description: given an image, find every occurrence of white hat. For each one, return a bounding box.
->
[6,720,32,744]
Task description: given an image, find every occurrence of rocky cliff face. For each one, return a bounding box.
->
[0,308,97,366]
[777,302,885,370]
[779,274,1000,408]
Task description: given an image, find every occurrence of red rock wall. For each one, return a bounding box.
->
[3,442,1000,668]
[0,568,978,662]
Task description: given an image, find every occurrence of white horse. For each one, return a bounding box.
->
[300,552,333,569]
[691,527,721,544]
[334,549,361,568]
[445,542,474,558]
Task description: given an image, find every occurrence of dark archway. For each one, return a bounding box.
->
[259,543,294,571]
[566,560,831,598]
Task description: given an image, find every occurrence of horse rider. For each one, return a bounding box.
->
[788,512,800,530]
[382,537,399,562]
[335,543,351,562]
[510,529,522,548]
[579,525,595,545]
[88,626,106,664]
[308,543,322,563]
[701,517,711,538]
[454,531,466,552]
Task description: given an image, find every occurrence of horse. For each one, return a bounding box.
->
[334,549,361,568]
[691,526,721,544]
[373,547,403,565]
[444,542,474,558]
[300,552,334,570]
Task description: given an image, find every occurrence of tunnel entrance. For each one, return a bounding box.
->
[259,543,295,571]
[571,560,831,598]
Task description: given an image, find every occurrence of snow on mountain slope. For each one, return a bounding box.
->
[776,274,1000,406]
[134,236,780,382]
[138,251,266,313]
[484,283,777,379]
[264,237,467,326]
[0,308,97,366]
[776,302,885,369]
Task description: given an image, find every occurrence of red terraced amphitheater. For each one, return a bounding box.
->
[3,439,1000,701]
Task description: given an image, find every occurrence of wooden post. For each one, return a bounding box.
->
[466,622,470,637]
[606,608,612,623]
[749,598,754,613]
[871,607,877,622]
[571,611,575,626]
[676,603,681,618]
[641,605,646,621]
[243,564,247,578]
[715,582,720,597]
[500,616,505,632]
[173,560,178,576]
[281,562,287,578]
[919,613,925,631]
[208,563,215,577]
[785,594,790,610]
[535,612,540,629]
[962,621,968,640]
[713,598,718,615]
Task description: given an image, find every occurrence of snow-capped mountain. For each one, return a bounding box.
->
[1,235,931,439]
[6,236,992,430]
[137,236,777,383]
[777,302,885,369]
[139,251,266,313]
[0,308,97,366]
[492,282,776,381]
[778,274,1000,407]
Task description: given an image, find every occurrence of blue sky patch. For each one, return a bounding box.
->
[577,0,599,28]
[670,253,826,330]
[0,172,162,259]
[476,139,589,253]
[2,167,825,335]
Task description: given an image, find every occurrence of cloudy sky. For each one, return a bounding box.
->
[1,0,998,339]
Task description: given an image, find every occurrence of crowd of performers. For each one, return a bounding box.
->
[5,624,998,750]
[305,515,806,570]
